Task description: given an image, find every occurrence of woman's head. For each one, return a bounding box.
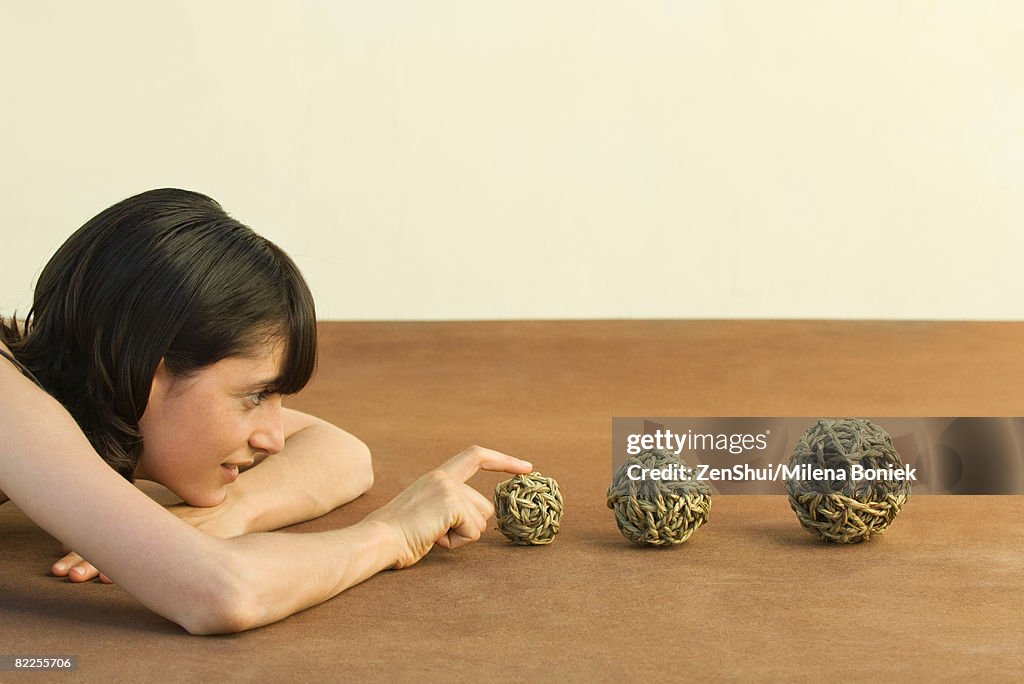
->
[4,189,316,502]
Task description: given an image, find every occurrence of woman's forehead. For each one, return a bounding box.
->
[241,341,285,370]
[210,342,286,384]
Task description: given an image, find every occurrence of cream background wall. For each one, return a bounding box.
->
[1,2,1021,320]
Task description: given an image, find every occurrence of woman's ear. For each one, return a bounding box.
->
[147,358,172,404]
[135,359,171,482]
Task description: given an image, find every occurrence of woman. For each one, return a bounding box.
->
[0,188,531,633]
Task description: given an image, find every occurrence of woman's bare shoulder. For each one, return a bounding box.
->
[0,336,18,369]
[0,338,14,503]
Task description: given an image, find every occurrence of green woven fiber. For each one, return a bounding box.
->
[785,418,911,543]
[607,448,711,546]
[494,472,563,545]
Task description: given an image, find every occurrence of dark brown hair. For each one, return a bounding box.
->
[0,189,317,480]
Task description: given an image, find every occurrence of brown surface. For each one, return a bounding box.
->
[2,320,1023,681]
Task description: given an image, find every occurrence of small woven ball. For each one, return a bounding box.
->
[785,418,911,543]
[606,448,711,546]
[494,472,563,545]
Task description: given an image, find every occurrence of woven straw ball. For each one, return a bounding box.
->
[785,418,911,544]
[494,472,563,545]
[607,448,712,546]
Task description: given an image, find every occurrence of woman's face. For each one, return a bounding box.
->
[134,342,286,507]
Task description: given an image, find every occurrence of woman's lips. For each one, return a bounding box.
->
[221,464,240,483]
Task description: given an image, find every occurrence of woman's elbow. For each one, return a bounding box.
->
[173,555,259,635]
[350,437,374,497]
[180,601,253,636]
[171,581,253,635]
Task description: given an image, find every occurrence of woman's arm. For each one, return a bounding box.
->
[0,360,531,634]
[53,408,374,580]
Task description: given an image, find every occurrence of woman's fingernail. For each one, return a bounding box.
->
[520,460,533,468]
[54,564,66,572]
[74,567,87,575]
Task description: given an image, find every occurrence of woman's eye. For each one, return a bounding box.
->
[248,391,271,407]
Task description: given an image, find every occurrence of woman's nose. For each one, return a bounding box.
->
[250,396,285,455]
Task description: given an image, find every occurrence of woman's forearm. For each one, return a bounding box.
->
[214,519,398,634]
[232,421,373,534]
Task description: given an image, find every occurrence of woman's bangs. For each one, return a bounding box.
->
[268,260,317,396]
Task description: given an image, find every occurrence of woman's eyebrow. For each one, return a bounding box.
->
[241,377,278,391]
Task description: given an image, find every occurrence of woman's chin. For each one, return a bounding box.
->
[178,485,227,508]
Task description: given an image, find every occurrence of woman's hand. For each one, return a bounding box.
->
[51,545,114,583]
[363,445,533,569]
